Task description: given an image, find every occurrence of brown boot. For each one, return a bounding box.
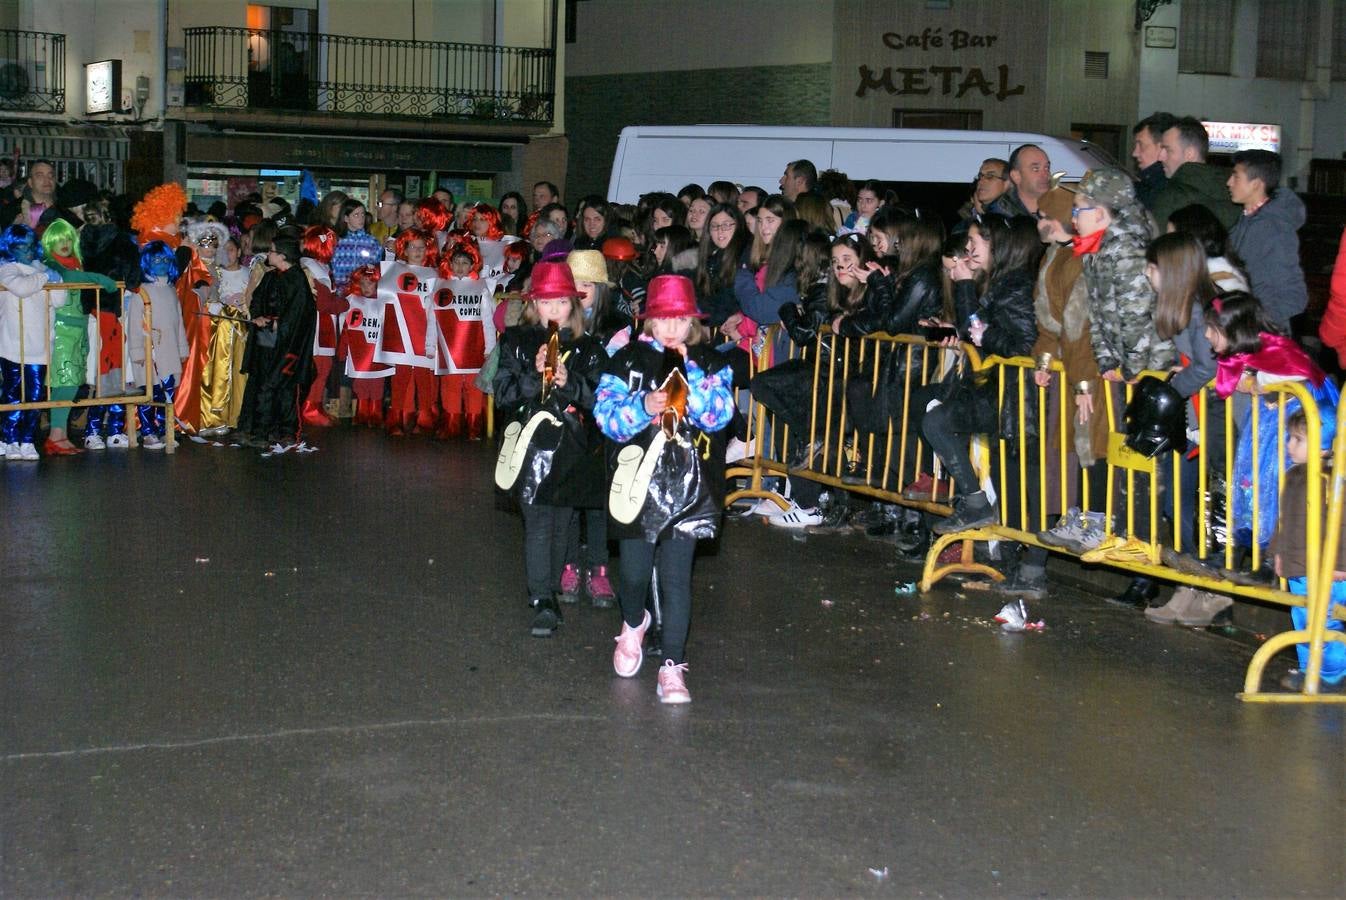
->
[1144,586,1196,625]
[1174,590,1234,626]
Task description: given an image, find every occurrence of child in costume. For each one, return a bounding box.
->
[298,224,348,427]
[339,264,392,427]
[593,274,735,703]
[1206,291,1339,554]
[0,224,53,461]
[493,261,607,638]
[558,249,622,606]
[187,220,245,436]
[382,232,439,436]
[40,218,114,455]
[1271,408,1346,692]
[131,183,212,434]
[435,236,487,440]
[80,227,141,450]
[236,233,318,448]
[125,241,190,450]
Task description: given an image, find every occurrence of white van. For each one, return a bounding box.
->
[606,124,1116,210]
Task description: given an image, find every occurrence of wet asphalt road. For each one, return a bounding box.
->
[1,428,1343,897]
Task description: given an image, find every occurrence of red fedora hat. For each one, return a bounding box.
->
[522,260,582,300]
[641,274,706,320]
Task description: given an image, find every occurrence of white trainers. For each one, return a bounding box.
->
[141,434,166,451]
[84,433,106,450]
[107,433,130,449]
[767,501,824,528]
[725,437,754,463]
[750,497,792,517]
[17,442,38,460]
[656,660,691,704]
[0,441,13,460]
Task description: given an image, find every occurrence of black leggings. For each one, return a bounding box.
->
[566,508,609,568]
[617,535,696,665]
[521,503,571,601]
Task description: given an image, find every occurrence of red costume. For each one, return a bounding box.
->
[299,225,349,427]
[339,265,392,426]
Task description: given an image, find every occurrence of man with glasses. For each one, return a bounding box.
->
[959,157,1010,222]
[370,187,403,244]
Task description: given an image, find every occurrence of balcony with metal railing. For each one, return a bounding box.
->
[181,27,555,127]
[0,29,66,114]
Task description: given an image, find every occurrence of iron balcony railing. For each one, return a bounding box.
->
[182,27,554,125]
[0,29,66,113]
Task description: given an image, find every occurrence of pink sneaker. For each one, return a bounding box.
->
[612,610,651,677]
[586,565,616,608]
[558,564,581,604]
[656,660,691,704]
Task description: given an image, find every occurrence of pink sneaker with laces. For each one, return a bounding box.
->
[586,565,615,608]
[613,610,651,677]
[558,564,581,604]
[656,660,691,704]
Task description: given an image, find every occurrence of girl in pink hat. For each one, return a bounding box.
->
[593,274,735,704]
[494,260,609,638]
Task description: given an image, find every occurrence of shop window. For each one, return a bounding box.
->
[1179,0,1233,75]
[892,109,982,130]
[1257,0,1316,79]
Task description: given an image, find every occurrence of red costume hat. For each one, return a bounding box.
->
[641,274,706,320]
[601,236,638,262]
[522,261,582,300]
[414,197,450,233]
[394,228,439,268]
[301,225,337,264]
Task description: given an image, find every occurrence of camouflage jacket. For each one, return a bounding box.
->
[1081,205,1176,380]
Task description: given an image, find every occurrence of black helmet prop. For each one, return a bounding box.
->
[1124,375,1188,458]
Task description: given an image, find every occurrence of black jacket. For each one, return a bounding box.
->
[243,264,317,390]
[778,278,829,348]
[600,341,732,541]
[953,267,1037,359]
[494,323,608,507]
[697,249,741,328]
[837,263,942,339]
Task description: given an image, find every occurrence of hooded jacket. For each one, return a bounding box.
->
[1228,188,1308,328]
[1081,203,1176,380]
[1148,162,1241,231]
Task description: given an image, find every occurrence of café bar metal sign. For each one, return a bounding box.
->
[1202,121,1281,154]
[856,28,1025,101]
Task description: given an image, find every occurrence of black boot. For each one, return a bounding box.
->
[1108,576,1160,609]
[530,595,563,637]
[932,491,997,535]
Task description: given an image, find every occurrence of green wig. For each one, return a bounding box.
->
[39,218,81,266]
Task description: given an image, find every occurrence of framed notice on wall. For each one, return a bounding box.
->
[1145,26,1177,49]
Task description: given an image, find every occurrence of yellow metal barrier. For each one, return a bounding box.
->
[0,281,176,453]
[731,326,1344,702]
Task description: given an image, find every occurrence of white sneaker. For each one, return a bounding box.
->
[15,442,39,461]
[107,433,130,449]
[141,434,166,451]
[84,434,106,450]
[725,438,754,463]
[751,497,792,517]
[768,501,824,528]
[2,441,17,460]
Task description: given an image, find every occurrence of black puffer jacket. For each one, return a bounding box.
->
[777,278,829,349]
[494,323,609,507]
[953,267,1037,358]
[836,262,943,339]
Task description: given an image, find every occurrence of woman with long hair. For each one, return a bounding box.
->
[693,203,750,328]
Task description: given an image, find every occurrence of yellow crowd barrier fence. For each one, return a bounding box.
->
[0,281,176,453]
[729,325,1345,703]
